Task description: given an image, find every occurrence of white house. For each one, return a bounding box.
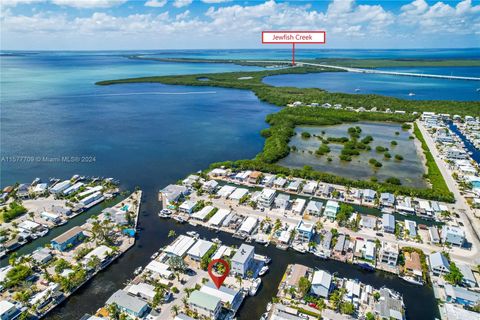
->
[310,270,332,298]
[187,239,214,261]
[257,188,276,208]
[382,214,395,233]
[238,217,258,236]
[379,241,399,267]
[441,225,465,247]
[302,181,318,194]
[292,198,306,215]
[179,200,197,214]
[306,200,323,216]
[164,235,196,257]
[446,147,468,160]
[296,220,314,242]
[231,244,254,277]
[202,180,219,193]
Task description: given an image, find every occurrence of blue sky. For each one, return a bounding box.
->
[1,0,479,50]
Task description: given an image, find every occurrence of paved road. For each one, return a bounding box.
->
[417,121,480,264]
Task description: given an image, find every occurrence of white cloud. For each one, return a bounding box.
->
[173,0,191,8]
[175,10,189,20]
[0,0,43,7]
[201,0,232,3]
[51,0,126,8]
[145,0,167,7]
[399,0,480,34]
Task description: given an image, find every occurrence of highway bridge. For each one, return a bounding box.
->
[247,60,480,81]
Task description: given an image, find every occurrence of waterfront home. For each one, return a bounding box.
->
[200,281,243,312]
[334,234,347,254]
[248,171,262,184]
[305,200,323,216]
[435,129,454,144]
[106,290,149,318]
[351,188,362,201]
[18,220,41,233]
[396,197,415,215]
[178,200,197,214]
[302,181,318,195]
[187,239,214,261]
[192,205,215,221]
[417,200,433,216]
[295,220,314,243]
[379,241,399,267]
[78,186,103,198]
[0,300,22,320]
[262,174,275,187]
[80,191,103,207]
[257,188,276,208]
[458,264,477,288]
[238,217,258,237]
[310,270,332,298]
[363,189,376,203]
[292,198,306,215]
[228,188,248,201]
[274,193,290,210]
[210,168,227,177]
[382,214,395,233]
[82,245,112,266]
[273,177,287,188]
[216,185,236,198]
[51,226,84,251]
[164,235,196,258]
[319,231,332,253]
[320,184,333,198]
[145,260,173,279]
[32,183,48,195]
[63,182,84,195]
[374,288,405,320]
[324,200,339,220]
[444,284,480,307]
[444,303,480,320]
[31,248,53,265]
[354,239,376,263]
[429,226,441,244]
[182,174,200,187]
[103,207,127,226]
[404,220,417,237]
[127,282,156,302]
[187,290,222,319]
[16,184,30,198]
[287,179,302,192]
[234,171,251,182]
[446,147,468,160]
[202,180,219,193]
[40,211,61,223]
[380,193,395,208]
[160,184,188,209]
[403,251,423,278]
[50,180,71,194]
[211,245,231,261]
[429,252,450,276]
[231,244,254,277]
[441,225,465,247]
[208,209,230,228]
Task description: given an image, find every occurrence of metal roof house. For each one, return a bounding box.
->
[164,235,196,258]
[429,252,450,276]
[200,281,243,312]
[382,214,395,233]
[187,290,222,319]
[444,284,480,307]
[310,270,332,298]
[306,200,323,216]
[51,226,84,252]
[187,239,214,261]
[106,290,149,318]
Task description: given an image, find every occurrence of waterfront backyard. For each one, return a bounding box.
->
[277,122,428,188]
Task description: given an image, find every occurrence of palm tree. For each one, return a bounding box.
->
[182,297,188,307]
[171,305,180,316]
[168,230,176,238]
[235,275,243,287]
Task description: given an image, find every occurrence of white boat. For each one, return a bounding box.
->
[133,266,143,275]
[158,209,172,218]
[292,244,306,253]
[38,229,49,237]
[354,88,361,92]
[314,251,329,259]
[211,238,221,244]
[173,216,186,223]
[266,302,272,312]
[249,278,262,296]
[260,312,268,320]
[259,266,269,276]
[400,275,424,286]
[408,92,415,96]
[151,252,159,259]
[186,231,199,238]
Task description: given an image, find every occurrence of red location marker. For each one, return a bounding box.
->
[207,258,230,289]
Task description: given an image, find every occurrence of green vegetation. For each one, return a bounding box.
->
[391,140,398,146]
[386,177,402,185]
[375,146,389,152]
[444,262,464,285]
[413,122,451,199]
[301,132,311,138]
[369,158,383,168]
[402,123,412,130]
[97,66,480,116]
[1,202,27,222]
[298,276,311,297]
[5,265,32,288]
[315,143,330,156]
[336,203,354,226]
[384,152,392,159]
[395,154,404,161]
